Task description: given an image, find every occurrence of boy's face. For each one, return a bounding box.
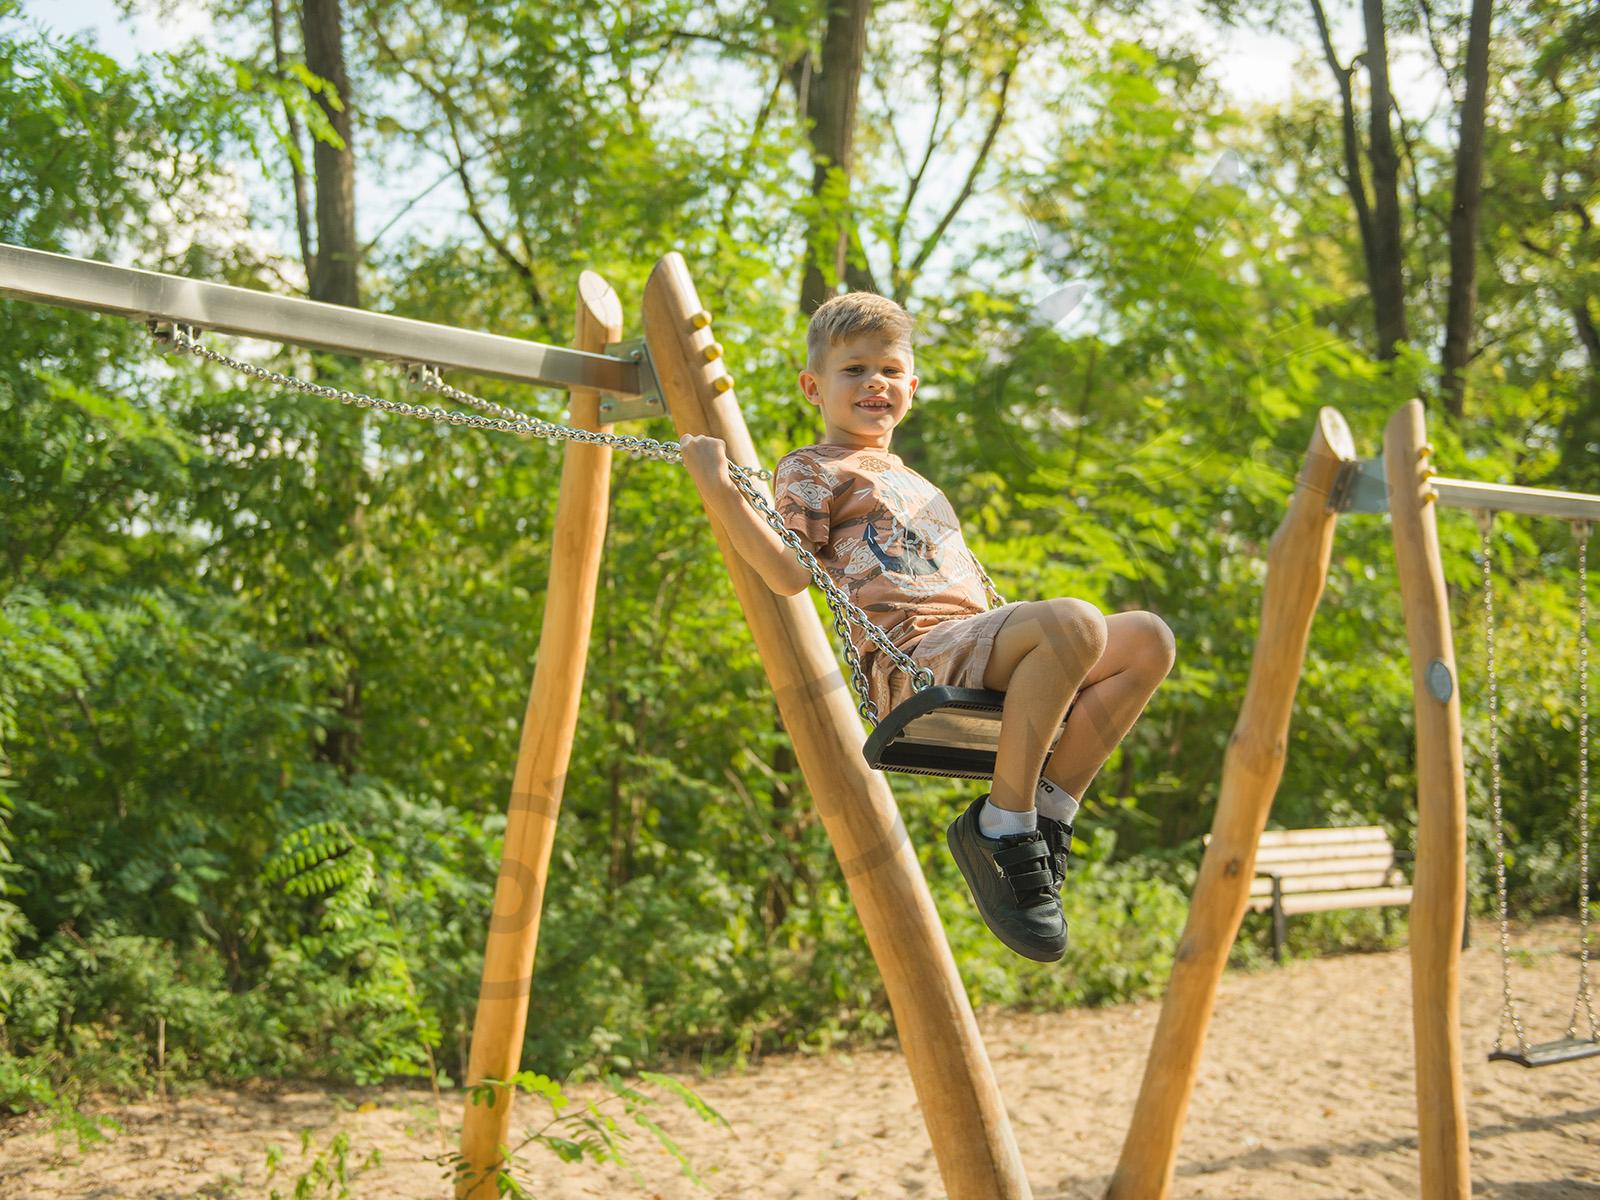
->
[797,333,918,451]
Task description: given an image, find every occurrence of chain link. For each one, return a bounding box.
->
[157,323,940,723]
[404,363,540,425]
[1569,520,1597,1042]
[721,466,934,722]
[1478,509,1530,1057]
[970,547,1008,611]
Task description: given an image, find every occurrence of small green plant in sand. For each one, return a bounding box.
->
[444,1068,728,1197]
[264,1129,382,1200]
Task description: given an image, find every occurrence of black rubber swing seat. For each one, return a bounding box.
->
[1488,1037,1600,1069]
[861,685,1072,781]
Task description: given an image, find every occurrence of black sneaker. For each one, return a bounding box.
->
[945,794,1067,963]
[1038,814,1074,891]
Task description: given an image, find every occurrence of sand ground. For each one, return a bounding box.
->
[3,919,1597,1199]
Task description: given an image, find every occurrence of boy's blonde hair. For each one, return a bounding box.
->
[806,291,915,372]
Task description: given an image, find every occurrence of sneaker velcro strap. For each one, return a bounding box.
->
[992,839,1047,871]
[1004,867,1053,893]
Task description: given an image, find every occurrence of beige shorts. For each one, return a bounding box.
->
[864,601,1032,716]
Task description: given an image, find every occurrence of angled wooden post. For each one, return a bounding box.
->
[1382,398,1471,1199]
[1107,407,1356,1199]
[457,273,622,1198]
[642,251,1031,1200]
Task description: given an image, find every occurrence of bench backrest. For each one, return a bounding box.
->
[1207,826,1401,897]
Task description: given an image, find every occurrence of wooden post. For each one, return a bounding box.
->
[641,251,1031,1200]
[1382,398,1471,1199]
[1270,876,1286,965]
[456,273,622,1198]
[1107,408,1356,1200]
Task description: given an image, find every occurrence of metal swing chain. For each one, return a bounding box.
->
[157,323,695,467]
[719,465,933,723]
[155,322,940,723]
[968,548,1009,613]
[1478,508,1530,1056]
[1568,519,1597,1042]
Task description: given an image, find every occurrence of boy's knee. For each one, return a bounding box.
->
[1038,598,1107,662]
[1140,612,1177,675]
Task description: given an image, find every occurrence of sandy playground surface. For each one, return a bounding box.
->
[3,918,1597,1199]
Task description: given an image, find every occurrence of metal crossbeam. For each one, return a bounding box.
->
[1432,476,1600,522]
[1329,452,1600,521]
[0,242,645,397]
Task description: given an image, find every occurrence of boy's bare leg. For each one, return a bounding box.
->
[980,599,1108,812]
[1039,611,1176,801]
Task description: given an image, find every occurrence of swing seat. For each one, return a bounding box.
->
[861,685,1071,781]
[1489,1037,1600,1069]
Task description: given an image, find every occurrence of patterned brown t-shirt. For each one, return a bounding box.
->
[772,443,992,682]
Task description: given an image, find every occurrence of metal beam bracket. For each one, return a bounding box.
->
[1328,453,1390,514]
[404,363,445,391]
[149,319,198,355]
[598,338,664,423]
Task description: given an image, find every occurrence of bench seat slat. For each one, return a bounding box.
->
[1246,886,1414,915]
[1256,826,1390,848]
[1251,853,1398,877]
[1250,869,1398,897]
[1253,844,1398,868]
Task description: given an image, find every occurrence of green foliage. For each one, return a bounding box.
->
[265,1129,383,1200]
[261,819,442,1085]
[447,1069,726,1197]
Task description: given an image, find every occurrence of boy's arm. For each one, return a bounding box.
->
[681,435,812,597]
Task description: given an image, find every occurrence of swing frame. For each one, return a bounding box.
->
[1108,405,1600,1200]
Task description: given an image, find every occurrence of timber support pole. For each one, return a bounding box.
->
[457,273,623,1197]
[1107,407,1357,1199]
[642,251,1032,1200]
[1383,399,1472,1199]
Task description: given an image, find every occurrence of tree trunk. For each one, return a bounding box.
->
[300,0,364,779]
[1363,0,1408,357]
[271,0,315,279]
[302,0,359,307]
[1310,0,1380,339]
[1556,300,1600,486]
[797,0,873,314]
[1439,0,1495,417]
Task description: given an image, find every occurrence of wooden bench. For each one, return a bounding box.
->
[1209,826,1413,962]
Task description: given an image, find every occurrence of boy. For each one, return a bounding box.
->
[681,291,1175,962]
